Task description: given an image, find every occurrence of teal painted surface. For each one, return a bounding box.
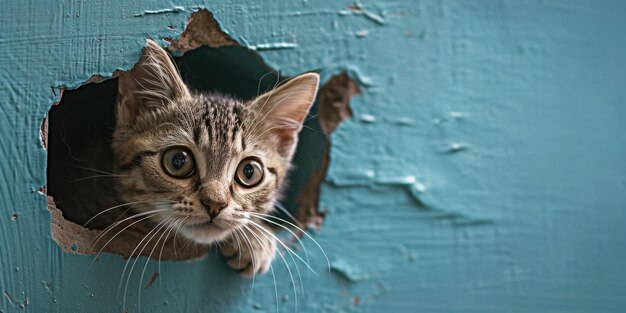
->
[2,1,626,312]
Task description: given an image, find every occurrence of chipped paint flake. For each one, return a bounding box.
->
[330,259,362,282]
[247,42,298,51]
[41,281,57,303]
[2,290,27,309]
[444,142,468,153]
[133,6,185,17]
[391,116,415,125]
[356,30,369,38]
[360,114,376,122]
[375,175,416,185]
[449,111,465,119]
[340,3,386,25]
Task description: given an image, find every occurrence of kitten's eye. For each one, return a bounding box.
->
[161,147,195,178]
[235,158,264,188]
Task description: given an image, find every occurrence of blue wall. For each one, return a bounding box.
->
[2,0,626,312]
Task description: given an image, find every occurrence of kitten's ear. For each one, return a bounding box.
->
[116,39,189,126]
[249,72,320,158]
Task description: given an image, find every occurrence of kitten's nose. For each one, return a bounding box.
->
[201,198,228,219]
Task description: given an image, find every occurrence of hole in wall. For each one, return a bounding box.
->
[44,9,359,259]
[294,73,360,230]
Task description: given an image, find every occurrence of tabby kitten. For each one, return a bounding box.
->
[113,39,319,276]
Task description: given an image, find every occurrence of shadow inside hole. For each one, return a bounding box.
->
[47,45,326,235]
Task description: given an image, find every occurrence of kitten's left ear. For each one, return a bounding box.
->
[249,72,320,158]
[117,39,190,127]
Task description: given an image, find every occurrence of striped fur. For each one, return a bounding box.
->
[112,39,319,276]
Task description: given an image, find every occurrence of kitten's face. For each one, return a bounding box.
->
[112,40,319,244]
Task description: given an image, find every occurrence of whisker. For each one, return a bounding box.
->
[91,208,170,246]
[234,227,257,292]
[82,211,164,281]
[70,174,126,183]
[117,217,169,297]
[58,123,82,162]
[172,217,187,258]
[248,211,330,271]
[178,233,195,252]
[244,75,283,137]
[231,228,244,267]
[248,72,282,132]
[256,70,278,98]
[83,200,160,227]
[269,263,279,313]
[90,204,157,244]
[249,212,311,264]
[72,165,119,176]
[274,202,302,228]
[121,218,171,311]
[249,216,306,295]
[138,217,175,310]
[246,219,315,275]
[245,91,310,139]
[159,217,186,282]
[91,207,159,246]
[246,223,299,313]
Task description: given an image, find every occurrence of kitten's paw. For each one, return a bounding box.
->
[221,226,276,278]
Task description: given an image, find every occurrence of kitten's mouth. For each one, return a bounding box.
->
[178,218,233,244]
[187,220,222,230]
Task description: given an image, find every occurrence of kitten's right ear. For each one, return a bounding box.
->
[248,72,320,159]
[116,39,189,126]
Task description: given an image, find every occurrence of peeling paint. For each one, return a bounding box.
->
[167,9,237,53]
[246,42,298,51]
[339,65,374,86]
[2,290,27,309]
[133,6,185,17]
[442,142,468,153]
[359,114,376,123]
[297,73,360,229]
[389,116,415,126]
[448,111,465,119]
[330,259,363,282]
[355,30,369,38]
[41,280,57,303]
[339,3,386,25]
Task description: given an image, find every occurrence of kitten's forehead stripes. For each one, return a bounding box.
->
[191,94,245,156]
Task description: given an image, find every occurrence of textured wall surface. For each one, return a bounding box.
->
[2,0,626,312]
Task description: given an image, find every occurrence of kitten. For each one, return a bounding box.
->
[112,39,319,276]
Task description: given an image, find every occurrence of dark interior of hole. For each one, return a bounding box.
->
[47,45,326,230]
